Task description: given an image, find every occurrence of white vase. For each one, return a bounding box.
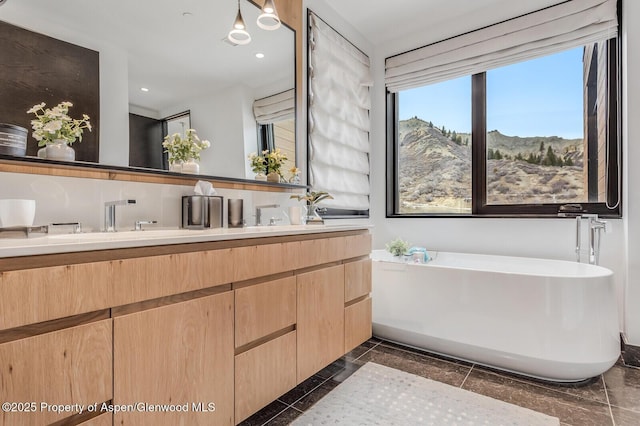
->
[255,173,267,181]
[182,159,200,174]
[305,204,324,224]
[169,162,182,173]
[45,139,75,161]
[267,172,280,183]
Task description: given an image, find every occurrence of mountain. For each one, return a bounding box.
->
[398,118,471,212]
[397,118,585,213]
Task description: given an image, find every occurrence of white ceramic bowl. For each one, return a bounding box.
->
[0,199,36,228]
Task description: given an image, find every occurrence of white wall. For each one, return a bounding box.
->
[0,172,304,232]
[306,0,635,338]
[622,0,640,344]
[98,45,130,167]
[161,84,256,179]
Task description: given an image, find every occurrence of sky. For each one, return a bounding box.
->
[398,47,585,139]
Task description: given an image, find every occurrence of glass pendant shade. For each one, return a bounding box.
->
[228,1,251,45]
[257,0,281,30]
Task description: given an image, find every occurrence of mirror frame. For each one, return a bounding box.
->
[0,0,304,193]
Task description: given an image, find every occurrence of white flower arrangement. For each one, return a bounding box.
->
[162,128,211,164]
[27,101,92,146]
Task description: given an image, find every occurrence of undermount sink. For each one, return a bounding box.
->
[49,229,206,241]
[241,225,312,232]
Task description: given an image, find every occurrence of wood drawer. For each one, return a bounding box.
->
[345,297,372,353]
[235,331,297,423]
[78,412,112,426]
[345,258,372,303]
[0,319,112,426]
[235,276,296,347]
[0,262,112,330]
[231,242,300,282]
[112,249,234,306]
[297,234,371,270]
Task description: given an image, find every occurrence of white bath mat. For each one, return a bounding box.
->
[291,362,559,426]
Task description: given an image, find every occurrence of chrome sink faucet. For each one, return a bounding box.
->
[255,204,280,226]
[104,199,136,232]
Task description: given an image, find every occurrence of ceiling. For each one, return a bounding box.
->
[323,0,568,47]
[0,0,294,113]
[0,0,571,112]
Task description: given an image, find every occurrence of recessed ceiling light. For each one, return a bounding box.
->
[255,53,265,59]
[182,12,193,18]
[141,87,150,92]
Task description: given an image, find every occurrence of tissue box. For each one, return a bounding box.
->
[181,196,223,229]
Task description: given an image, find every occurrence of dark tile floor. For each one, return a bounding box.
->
[238,338,640,426]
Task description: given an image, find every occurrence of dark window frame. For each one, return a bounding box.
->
[387,38,622,219]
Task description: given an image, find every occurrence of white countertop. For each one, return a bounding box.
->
[0,224,371,258]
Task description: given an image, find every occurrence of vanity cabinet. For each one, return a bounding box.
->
[0,319,112,426]
[77,412,113,426]
[113,292,234,426]
[296,265,346,383]
[344,259,373,353]
[0,229,371,426]
[234,276,297,423]
[235,331,297,422]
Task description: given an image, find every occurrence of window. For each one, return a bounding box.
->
[387,39,621,217]
[257,119,296,173]
[308,11,371,218]
[396,76,472,214]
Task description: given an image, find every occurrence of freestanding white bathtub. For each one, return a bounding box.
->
[371,249,620,382]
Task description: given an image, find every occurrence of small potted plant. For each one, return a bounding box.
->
[28,101,92,161]
[248,151,268,180]
[265,148,288,182]
[162,128,210,174]
[386,237,410,258]
[290,190,333,224]
[288,166,301,184]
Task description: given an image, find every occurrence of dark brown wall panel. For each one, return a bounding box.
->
[0,20,99,161]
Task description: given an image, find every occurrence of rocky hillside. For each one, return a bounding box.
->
[398,118,585,213]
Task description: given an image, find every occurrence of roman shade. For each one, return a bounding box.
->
[385,0,618,92]
[253,89,295,125]
[308,11,371,211]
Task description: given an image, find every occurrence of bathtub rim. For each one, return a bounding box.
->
[370,249,613,279]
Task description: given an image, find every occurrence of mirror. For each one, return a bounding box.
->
[0,0,296,180]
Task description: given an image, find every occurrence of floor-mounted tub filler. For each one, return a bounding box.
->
[371,250,620,382]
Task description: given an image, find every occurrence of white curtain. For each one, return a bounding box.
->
[309,12,371,211]
[253,89,295,124]
[385,0,618,92]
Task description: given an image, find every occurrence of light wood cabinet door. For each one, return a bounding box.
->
[78,412,112,426]
[113,292,234,426]
[235,331,297,423]
[296,265,345,383]
[0,319,112,426]
[235,276,296,348]
[344,259,372,303]
[345,297,372,353]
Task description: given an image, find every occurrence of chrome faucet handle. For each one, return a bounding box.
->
[134,220,157,231]
[268,217,282,226]
[50,222,82,234]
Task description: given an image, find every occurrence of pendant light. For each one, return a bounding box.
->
[257,0,281,31]
[228,0,251,45]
